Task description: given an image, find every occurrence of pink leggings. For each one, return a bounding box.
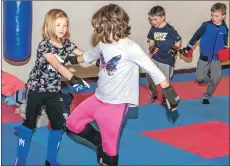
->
[66,94,128,156]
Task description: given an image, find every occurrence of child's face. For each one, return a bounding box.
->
[55,18,68,39]
[148,15,165,27]
[211,11,225,25]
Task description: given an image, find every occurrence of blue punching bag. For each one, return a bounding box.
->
[3,1,32,65]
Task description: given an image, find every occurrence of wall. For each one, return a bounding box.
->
[2,1,229,82]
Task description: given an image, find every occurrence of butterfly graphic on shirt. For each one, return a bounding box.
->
[99,52,122,76]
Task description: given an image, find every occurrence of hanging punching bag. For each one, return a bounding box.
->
[3,1,32,65]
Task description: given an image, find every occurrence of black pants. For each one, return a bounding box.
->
[23,90,64,130]
[60,92,73,118]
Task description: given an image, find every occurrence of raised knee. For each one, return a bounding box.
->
[66,118,79,132]
[196,77,205,84]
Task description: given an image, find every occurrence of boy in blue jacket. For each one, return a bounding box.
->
[182,2,228,104]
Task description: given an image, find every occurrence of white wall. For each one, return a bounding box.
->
[2,1,229,82]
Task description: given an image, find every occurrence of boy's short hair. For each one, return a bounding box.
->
[92,4,131,43]
[148,6,165,17]
[42,9,70,43]
[211,2,227,15]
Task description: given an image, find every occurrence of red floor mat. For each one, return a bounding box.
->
[1,102,22,123]
[70,92,94,112]
[3,77,228,123]
[140,77,229,105]
[141,121,230,159]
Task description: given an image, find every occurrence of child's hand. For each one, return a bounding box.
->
[149,46,159,56]
[168,46,179,56]
[64,56,78,65]
[179,46,193,58]
[70,76,90,93]
[64,61,72,67]
[218,48,229,62]
[163,85,180,112]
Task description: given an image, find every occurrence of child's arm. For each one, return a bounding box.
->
[130,45,166,86]
[66,43,101,64]
[73,48,84,56]
[64,41,85,64]
[175,39,182,49]
[224,30,229,48]
[147,39,159,55]
[180,22,207,56]
[36,41,87,91]
[147,28,159,55]
[130,44,180,111]
[44,53,75,80]
[167,25,182,56]
[44,53,88,89]
[148,39,155,50]
[187,22,207,48]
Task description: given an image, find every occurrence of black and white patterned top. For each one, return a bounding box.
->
[27,39,77,92]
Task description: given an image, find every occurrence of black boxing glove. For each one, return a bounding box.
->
[64,56,78,65]
[163,85,180,111]
[168,46,179,56]
[179,46,192,56]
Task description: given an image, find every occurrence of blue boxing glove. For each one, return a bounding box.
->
[163,85,180,112]
[69,76,90,93]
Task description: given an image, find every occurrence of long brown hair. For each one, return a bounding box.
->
[92,4,131,43]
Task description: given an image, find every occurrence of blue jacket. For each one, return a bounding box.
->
[188,20,228,61]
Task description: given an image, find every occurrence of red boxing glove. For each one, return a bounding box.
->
[179,46,193,58]
[218,48,229,62]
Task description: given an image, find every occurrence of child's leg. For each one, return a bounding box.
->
[15,91,44,166]
[156,61,173,101]
[157,62,173,82]
[66,94,103,163]
[66,123,103,164]
[204,60,222,100]
[95,102,129,166]
[62,91,102,159]
[146,73,158,100]
[146,59,160,103]
[60,91,73,131]
[66,94,99,133]
[44,92,66,165]
[196,59,210,84]
[61,92,73,118]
